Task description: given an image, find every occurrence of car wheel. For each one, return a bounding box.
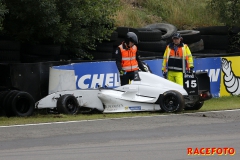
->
[57,94,79,115]
[185,101,204,110]
[160,90,185,113]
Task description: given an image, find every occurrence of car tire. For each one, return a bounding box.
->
[10,91,35,117]
[57,94,79,115]
[144,23,177,41]
[160,90,185,113]
[184,101,204,110]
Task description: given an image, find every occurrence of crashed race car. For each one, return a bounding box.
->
[36,71,212,114]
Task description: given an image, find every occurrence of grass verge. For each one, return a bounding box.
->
[0,96,239,126]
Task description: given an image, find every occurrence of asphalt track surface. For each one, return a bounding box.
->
[0,109,240,160]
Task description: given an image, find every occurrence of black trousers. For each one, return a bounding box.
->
[120,71,136,86]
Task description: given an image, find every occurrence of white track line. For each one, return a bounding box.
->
[1,109,240,128]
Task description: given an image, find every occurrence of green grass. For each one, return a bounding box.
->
[0,96,240,126]
[115,0,222,29]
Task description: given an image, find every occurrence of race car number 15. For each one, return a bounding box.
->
[183,75,198,95]
[185,79,197,88]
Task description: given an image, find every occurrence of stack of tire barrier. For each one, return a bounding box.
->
[20,43,61,63]
[142,23,204,56]
[0,61,73,117]
[0,36,21,63]
[194,26,229,54]
[228,26,240,53]
[87,31,118,60]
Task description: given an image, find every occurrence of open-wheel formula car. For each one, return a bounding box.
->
[36,71,212,114]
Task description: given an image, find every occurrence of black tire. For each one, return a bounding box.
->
[88,51,113,60]
[3,90,19,117]
[95,42,114,52]
[160,90,185,113]
[0,40,21,51]
[57,94,79,115]
[115,27,139,38]
[0,91,9,108]
[144,23,177,40]
[188,39,204,53]
[136,28,162,42]
[184,101,204,110]
[21,44,61,56]
[201,35,228,50]
[137,40,167,52]
[178,30,201,44]
[107,31,118,41]
[0,50,20,62]
[138,50,163,57]
[194,26,228,35]
[10,91,35,117]
[21,54,60,63]
[113,37,125,47]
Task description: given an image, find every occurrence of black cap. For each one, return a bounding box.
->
[172,33,181,38]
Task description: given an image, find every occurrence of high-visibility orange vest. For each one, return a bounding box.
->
[119,44,139,72]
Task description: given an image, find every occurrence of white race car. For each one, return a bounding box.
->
[36,71,212,114]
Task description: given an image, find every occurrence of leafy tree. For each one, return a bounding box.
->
[208,0,240,26]
[3,0,120,56]
[0,0,8,31]
[208,0,240,52]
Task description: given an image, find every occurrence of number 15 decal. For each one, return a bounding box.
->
[185,80,197,88]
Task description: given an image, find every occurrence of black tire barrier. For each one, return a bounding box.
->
[138,50,164,57]
[2,90,19,117]
[88,51,113,60]
[0,50,21,62]
[137,40,167,52]
[0,90,9,110]
[188,39,204,53]
[94,42,114,52]
[113,37,125,47]
[178,30,201,44]
[107,31,118,41]
[0,40,21,51]
[201,35,229,50]
[9,91,35,117]
[115,27,139,38]
[194,26,229,35]
[136,28,162,42]
[21,54,60,63]
[144,23,177,41]
[57,94,79,115]
[229,26,240,34]
[21,44,61,56]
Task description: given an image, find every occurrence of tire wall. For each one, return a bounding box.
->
[0,61,74,102]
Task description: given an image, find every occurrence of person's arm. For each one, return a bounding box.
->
[185,45,194,68]
[162,45,169,72]
[136,51,146,71]
[115,47,122,71]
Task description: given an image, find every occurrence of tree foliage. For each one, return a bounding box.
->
[208,0,240,26]
[2,0,120,53]
[0,0,8,31]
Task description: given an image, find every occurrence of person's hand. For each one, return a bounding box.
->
[162,71,167,79]
[120,70,125,76]
[189,67,194,74]
[144,67,149,72]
